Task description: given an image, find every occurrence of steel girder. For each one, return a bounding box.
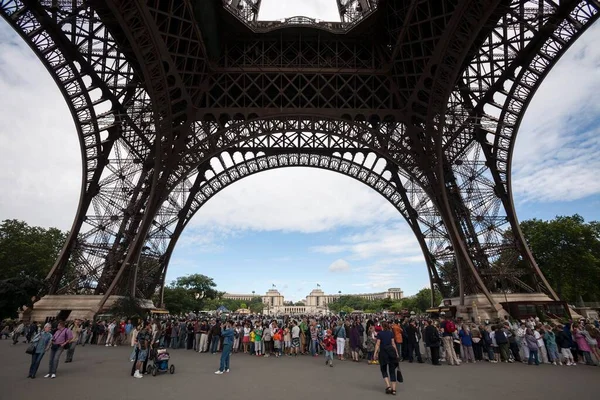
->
[1,0,598,311]
[439,0,599,301]
[146,147,452,307]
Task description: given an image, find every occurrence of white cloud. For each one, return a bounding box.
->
[189,168,399,234]
[311,223,422,261]
[328,259,350,272]
[512,23,600,203]
[0,23,79,230]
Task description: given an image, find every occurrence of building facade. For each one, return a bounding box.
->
[223,288,403,315]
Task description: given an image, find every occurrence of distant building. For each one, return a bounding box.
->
[223,287,403,315]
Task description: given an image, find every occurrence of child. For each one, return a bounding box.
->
[273,327,283,358]
[322,329,335,367]
[283,326,291,356]
[365,325,377,364]
[250,328,256,355]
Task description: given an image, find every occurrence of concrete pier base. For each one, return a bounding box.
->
[444,293,557,322]
[28,295,155,322]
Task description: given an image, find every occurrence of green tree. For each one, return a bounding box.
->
[248,297,265,313]
[520,215,600,303]
[240,302,247,309]
[108,295,146,320]
[0,220,68,318]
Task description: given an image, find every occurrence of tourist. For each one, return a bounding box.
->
[254,322,263,356]
[210,320,221,354]
[525,328,539,365]
[424,319,441,365]
[573,324,595,365]
[365,325,377,364]
[391,319,403,360]
[242,322,251,353]
[133,322,152,379]
[334,320,346,361]
[263,323,272,357]
[291,320,301,356]
[273,322,282,357]
[283,323,291,355]
[215,320,234,374]
[349,320,361,362]
[374,321,400,396]
[440,316,460,365]
[322,329,335,367]
[45,321,73,379]
[534,325,549,364]
[65,319,81,363]
[405,320,423,363]
[544,325,561,365]
[459,324,475,363]
[28,323,52,378]
[585,323,600,362]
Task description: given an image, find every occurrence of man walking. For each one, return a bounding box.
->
[215,321,234,374]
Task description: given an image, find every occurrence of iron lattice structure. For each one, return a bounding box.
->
[1,0,598,311]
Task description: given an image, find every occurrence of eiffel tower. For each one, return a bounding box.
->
[2,0,597,320]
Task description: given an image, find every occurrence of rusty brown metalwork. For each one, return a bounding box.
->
[1,0,598,311]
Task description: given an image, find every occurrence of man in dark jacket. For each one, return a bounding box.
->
[424,320,441,365]
[405,320,423,363]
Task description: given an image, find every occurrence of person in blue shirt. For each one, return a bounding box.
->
[215,321,235,374]
[28,323,53,378]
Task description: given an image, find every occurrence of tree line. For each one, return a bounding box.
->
[1,214,599,319]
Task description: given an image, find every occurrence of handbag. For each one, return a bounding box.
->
[396,367,404,383]
[26,342,36,355]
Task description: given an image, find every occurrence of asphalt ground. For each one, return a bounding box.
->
[1,340,598,400]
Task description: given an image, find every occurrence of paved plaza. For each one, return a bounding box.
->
[1,340,598,400]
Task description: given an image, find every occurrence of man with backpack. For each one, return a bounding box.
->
[440,316,460,366]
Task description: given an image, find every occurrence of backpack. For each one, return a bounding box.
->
[445,321,456,334]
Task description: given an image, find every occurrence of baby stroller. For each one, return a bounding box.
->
[147,343,175,376]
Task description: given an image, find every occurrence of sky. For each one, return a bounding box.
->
[1,2,599,302]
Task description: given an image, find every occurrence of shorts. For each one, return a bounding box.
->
[284,341,291,348]
[243,336,249,343]
[292,338,300,348]
[137,349,148,362]
[274,340,281,349]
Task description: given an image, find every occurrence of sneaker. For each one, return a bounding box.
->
[133,371,143,378]
[559,362,563,366]
[51,374,56,379]
[214,370,223,375]
[225,369,230,373]
[44,374,50,378]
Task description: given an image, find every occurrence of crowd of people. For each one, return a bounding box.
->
[3,312,600,391]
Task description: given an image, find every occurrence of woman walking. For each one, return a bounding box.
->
[374,321,400,396]
[45,321,73,379]
[28,323,52,378]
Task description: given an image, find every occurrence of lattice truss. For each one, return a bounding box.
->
[440,0,600,294]
[1,0,598,306]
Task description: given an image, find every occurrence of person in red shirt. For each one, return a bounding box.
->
[322,330,336,367]
[119,321,126,345]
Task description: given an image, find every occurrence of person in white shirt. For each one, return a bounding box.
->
[534,326,549,364]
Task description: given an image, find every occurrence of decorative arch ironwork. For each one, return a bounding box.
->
[2,0,599,315]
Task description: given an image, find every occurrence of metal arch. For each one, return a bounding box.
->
[151,149,452,305]
[3,0,597,312]
[173,115,427,191]
[441,0,599,300]
[0,0,157,294]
